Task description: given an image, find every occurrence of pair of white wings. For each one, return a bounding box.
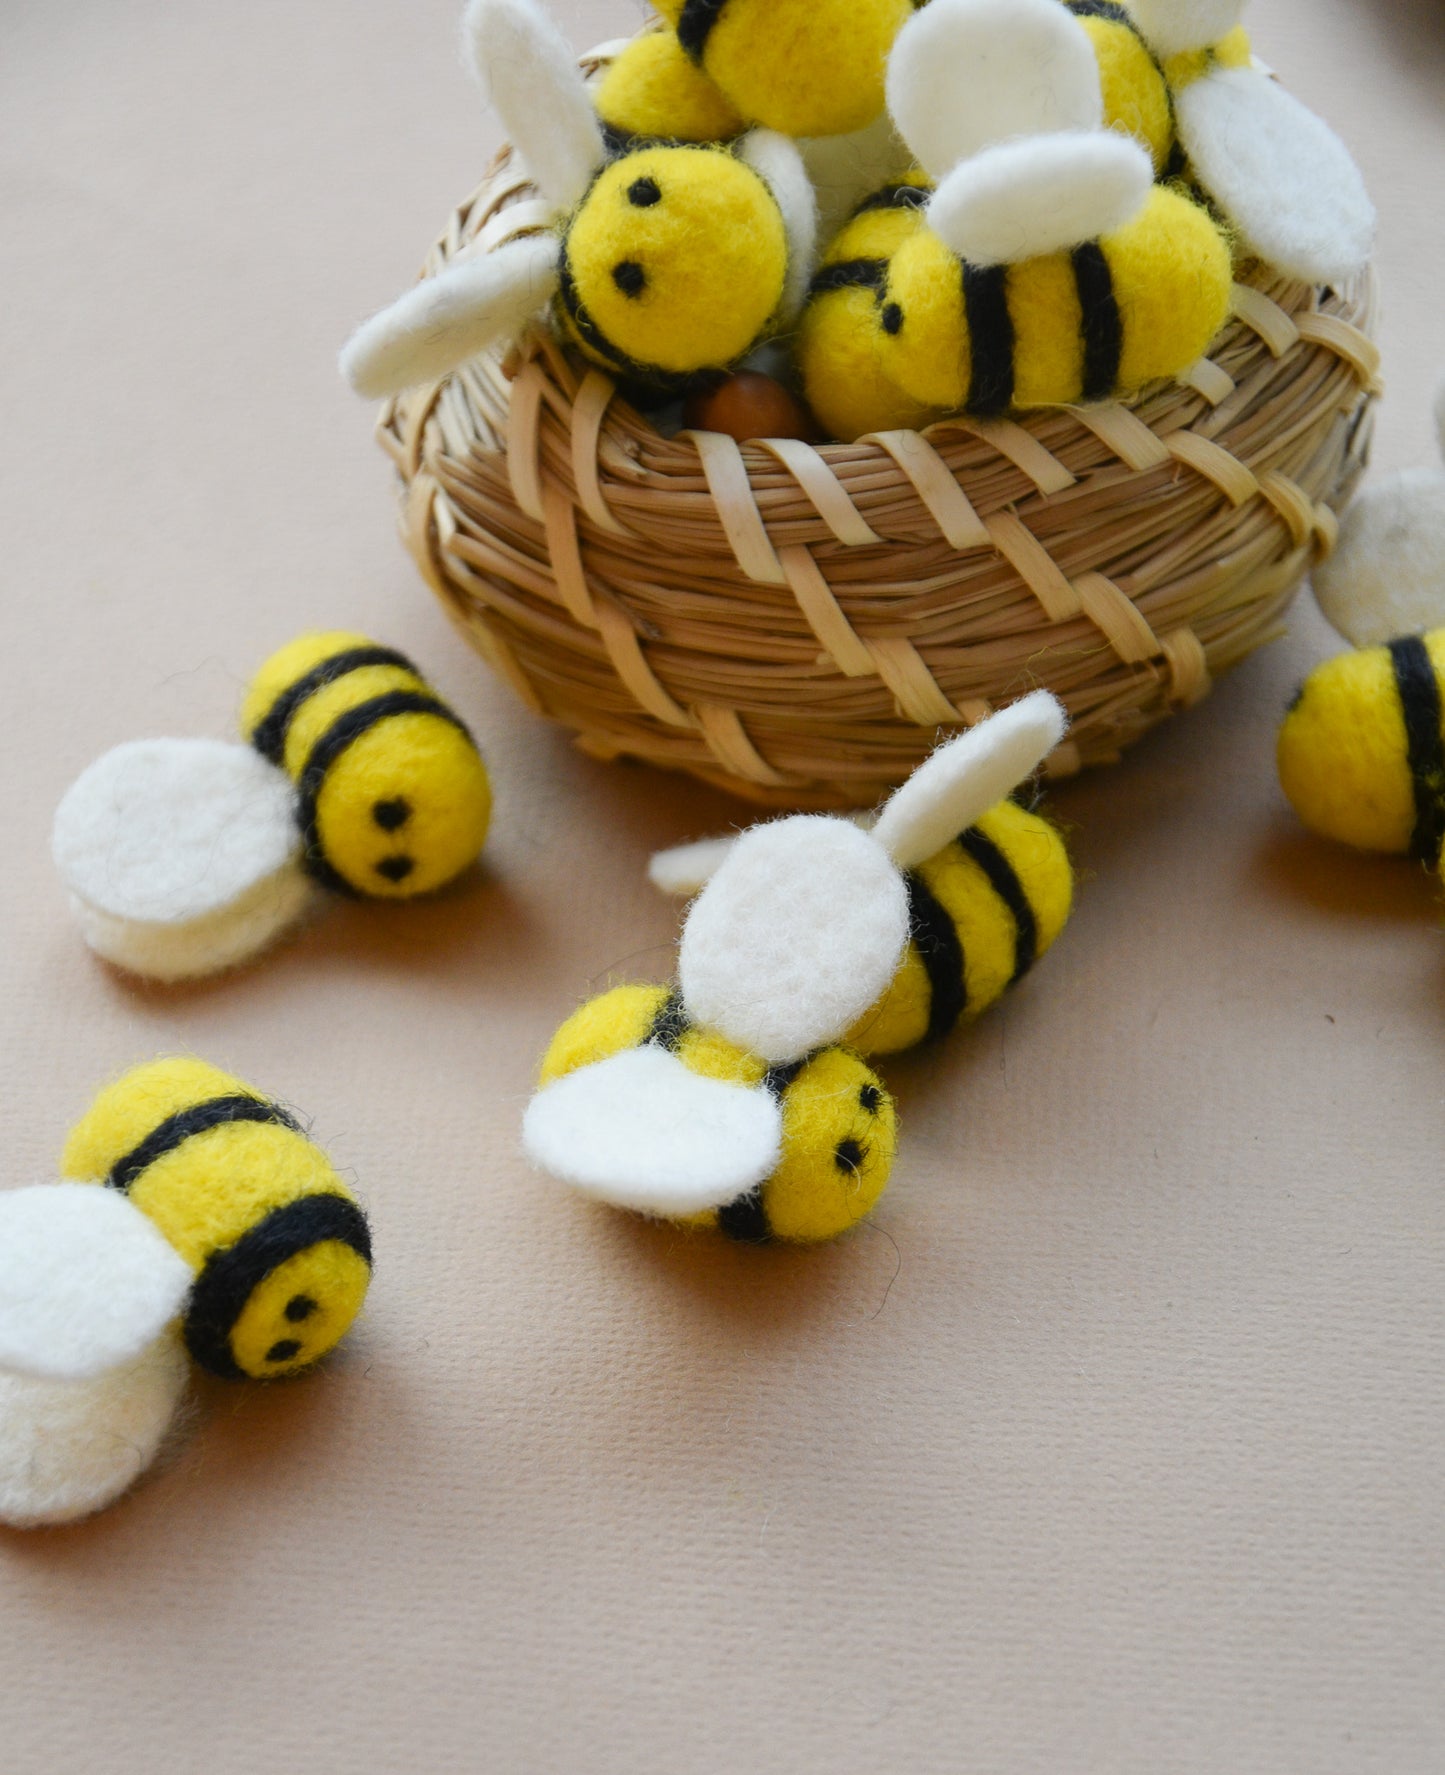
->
[523,692,1068,1218]
[53,737,322,981]
[887,0,1372,283]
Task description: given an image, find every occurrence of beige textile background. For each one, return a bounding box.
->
[2,2,1443,1770]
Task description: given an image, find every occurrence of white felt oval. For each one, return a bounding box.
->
[66,865,321,983]
[0,1185,194,1383]
[1175,67,1375,286]
[678,816,909,1063]
[53,737,302,926]
[522,1047,783,1217]
[1127,0,1244,62]
[926,132,1153,267]
[1312,469,1445,648]
[737,131,818,326]
[871,691,1068,870]
[647,836,740,898]
[887,0,1101,179]
[0,1335,188,1528]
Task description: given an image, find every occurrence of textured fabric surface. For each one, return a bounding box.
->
[2,0,1443,1768]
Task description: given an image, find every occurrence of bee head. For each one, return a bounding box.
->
[558,144,789,385]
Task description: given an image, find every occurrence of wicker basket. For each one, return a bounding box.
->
[376,45,1381,807]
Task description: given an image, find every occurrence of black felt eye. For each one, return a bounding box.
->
[375,856,416,883]
[881,302,904,336]
[612,260,647,297]
[858,1084,883,1114]
[627,177,661,208]
[834,1137,865,1175]
[372,797,411,832]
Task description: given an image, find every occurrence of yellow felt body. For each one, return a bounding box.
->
[60,1059,369,1380]
[594,32,745,143]
[1009,254,1087,411]
[653,0,914,138]
[798,179,942,442]
[1277,635,1445,854]
[878,228,974,410]
[1072,8,1173,174]
[1105,185,1233,392]
[848,801,1074,1056]
[537,986,892,1242]
[560,146,787,378]
[243,630,491,900]
[1163,26,1252,94]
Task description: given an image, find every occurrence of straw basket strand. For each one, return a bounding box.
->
[375,43,1381,808]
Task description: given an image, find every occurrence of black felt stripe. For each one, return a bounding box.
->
[555,256,723,398]
[1072,241,1124,403]
[676,0,729,62]
[248,646,418,766]
[1065,0,1138,29]
[906,871,967,1043]
[644,990,691,1054]
[958,826,1039,983]
[184,1194,372,1381]
[851,183,931,218]
[294,691,474,896]
[962,262,1015,416]
[107,1096,303,1195]
[1388,636,1445,864]
[808,258,889,300]
[716,1187,771,1244]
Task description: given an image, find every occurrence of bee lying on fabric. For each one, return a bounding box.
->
[0,1060,372,1527]
[797,0,1234,440]
[340,0,816,403]
[1067,0,1374,286]
[522,691,1072,1245]
[52,631,492,981]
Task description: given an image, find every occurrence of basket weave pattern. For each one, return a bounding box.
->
[378,50,1381,806]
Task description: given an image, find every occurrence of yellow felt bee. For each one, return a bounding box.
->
[595,0,919,144]
[1278,632,1445,869]
[1066,0,1374,284]
[523,692,1067,1243]
[810,0,1232,432]
[653,785,1073,1057]
[341,0,815,402]
[53,631,491,981]
[0,1059,372,1526]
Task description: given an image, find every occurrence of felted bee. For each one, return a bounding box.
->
[52,631,492,981]
[650,786,1074,1058]
[802,0,1234,438]
[1069,0,1375,286]
[340,0,816,402]
[1278,632,1445,874]
[0,1059,372,1527]
[522,691,1068,1243]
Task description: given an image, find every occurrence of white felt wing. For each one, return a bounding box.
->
[647,836,740,898]
[53,737,315,980]
[1126,0,1244,62]
[927,132,1152,266]
[887,0,1102,180]
[871,691,1067,870]
[0,1185,194,1383]
[465,0,608,214]
[677,817,909,1064]
[341,233,561,399]
[737,131,818,326]
[1175,67,1375,285]
[522,1047,784,1217]
[0,1336,189,1529]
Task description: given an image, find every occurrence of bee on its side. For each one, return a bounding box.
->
[653,785,1074,1059]
[0,1059,372,1526]
[811,0,1233,432]
[524,691,1069,1244]
[53,630,491,981]
[340,0,816,404]
[1278,631,1445,868]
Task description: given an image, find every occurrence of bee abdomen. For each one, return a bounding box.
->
[956,826,1039,983]
[249,644,417,766]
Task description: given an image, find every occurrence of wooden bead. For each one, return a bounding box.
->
[683,372,817,444]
